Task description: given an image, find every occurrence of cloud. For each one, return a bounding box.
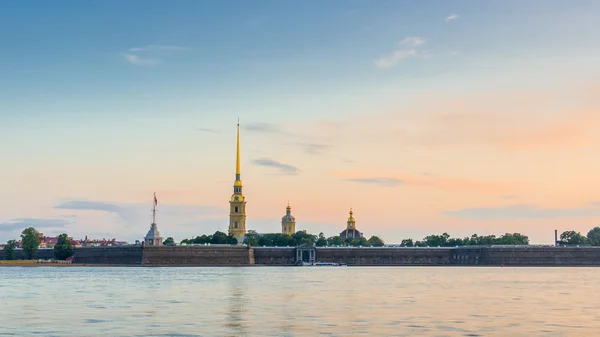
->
[286,142,331,155]
[333,171,518,194]
[375,37,425,68]
[54,200,225,225]
[444,204,600,220]
[243,122,296,137]
[386,89,600,151]
[128,45,189,52]
[196,128,222,133]
[0,218,72,232]
[445,14,459,22]
[252,158,301,175]
[344,178,403,187]
[123,54,158,67]
[123,44,188,66]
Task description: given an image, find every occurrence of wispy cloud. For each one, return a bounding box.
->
[252,158,301,175]
[243,122,296,137]
[123,54,158,67]
[128,45,190,52]
[333,171,519,194]
[196,127,222,134]
[123,44,188,67]
[344,178,403,187]
[286,142,331,155]
[444,203,600,220]
[0,218,72,232]
[375,37,425,68]
[445,14,459,22]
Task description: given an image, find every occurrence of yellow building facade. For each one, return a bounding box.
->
[229,121,247,240]
[281,203,296,235]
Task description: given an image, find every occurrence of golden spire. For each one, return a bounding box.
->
[236,118,241,177]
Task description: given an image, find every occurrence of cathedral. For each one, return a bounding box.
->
[227,120,364,243]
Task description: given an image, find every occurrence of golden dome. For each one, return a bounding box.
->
[347,208,355,222]
[234,179,243,187]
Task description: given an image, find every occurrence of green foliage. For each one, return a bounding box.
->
[315,233,328,247]
[163,237,175,246]
[367,235,385,247]
[3,240,17,260]
[21,227,40,259]
[586,227,600,246]
[559,230,588,245]
[327,236,344,246]
[181,231,238,245]
[53,233,74,260]
[400,238,414,247]
[409,232,529,247]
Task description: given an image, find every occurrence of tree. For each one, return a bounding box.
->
[400,238,414,247]
[3,240,17,260]
[315,233,328,247]
[327,236,344,246]
[292,231,317,246]
[53,234,74,260]
[559,230,587,245]
[163,237,175,246]
[21,227,40,259]
[587,227,600,246]
[367,235,385,247]
[243,230,260,246]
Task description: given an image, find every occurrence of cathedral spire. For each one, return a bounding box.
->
[235,118,241,182]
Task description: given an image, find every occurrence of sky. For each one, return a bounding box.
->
[1,0,600,244]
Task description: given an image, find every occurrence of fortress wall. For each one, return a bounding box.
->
[73,246,143,264]
[315,247,454,265]
[476,246,600,266]
[11,249,55,260]
[252,247,295,265]
[142,245,253,266]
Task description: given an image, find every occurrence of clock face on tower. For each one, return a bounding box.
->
[234,196,239,201]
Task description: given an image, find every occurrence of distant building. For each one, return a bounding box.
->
[339,209,363,240]
[144,223,163,246]
[281,203,296,235]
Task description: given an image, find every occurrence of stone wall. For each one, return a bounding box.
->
[73,246,143,265]
[253,247,295,265]
[10,249,55,260]
[6,245,600,266]
[315,247,453,265]
[476,246,600,266]
[142,245,253,266]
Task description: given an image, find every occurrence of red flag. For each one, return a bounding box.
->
[154,193,158,206]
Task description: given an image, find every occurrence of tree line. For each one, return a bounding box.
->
[2,227,74,261]
[399,232,530,247]
[179,230,386,247]
[557,227,600,246]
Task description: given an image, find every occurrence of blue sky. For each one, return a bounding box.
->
[1,1,600,244]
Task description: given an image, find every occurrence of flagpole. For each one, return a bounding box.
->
[152,193,157,224]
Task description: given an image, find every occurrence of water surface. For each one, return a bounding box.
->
[1,267,599,336]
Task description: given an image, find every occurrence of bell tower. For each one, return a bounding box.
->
[281,202,296,235]
[229,120,247,240]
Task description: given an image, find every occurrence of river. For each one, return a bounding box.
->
[0,266,599,336]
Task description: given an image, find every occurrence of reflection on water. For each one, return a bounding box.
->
[1,267,600,336]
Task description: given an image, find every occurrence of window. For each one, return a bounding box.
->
[235,222,239,228]
[235,206,238,213]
